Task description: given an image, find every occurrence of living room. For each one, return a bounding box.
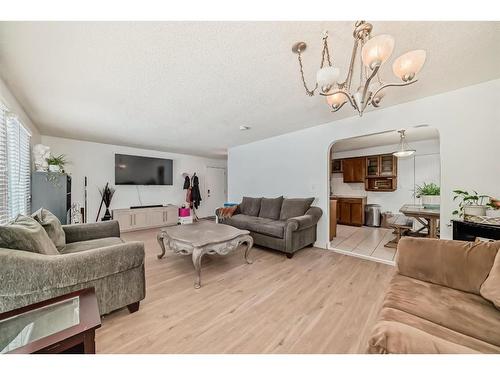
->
[1,1,500,374]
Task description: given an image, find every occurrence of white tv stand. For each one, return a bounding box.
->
[112,205,178,232]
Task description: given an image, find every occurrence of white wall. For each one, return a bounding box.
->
[331,139,440,214]
[228,79,500,247]
[42,136,227,222]
[0,77,40,144]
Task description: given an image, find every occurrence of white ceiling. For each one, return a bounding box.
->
[332,125,439,152]
[0,21,498,158]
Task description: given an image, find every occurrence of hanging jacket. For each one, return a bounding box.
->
[183,175,190,190]
[191,175,202,209]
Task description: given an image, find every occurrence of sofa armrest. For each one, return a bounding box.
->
[286,206,323,231]
[0,241,144,297]
[62,220,121,243]
[396,237,499,294]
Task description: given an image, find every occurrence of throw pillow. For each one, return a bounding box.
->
[0,215,59,255]
[480,244,500,310]
[239,197,262,217]
[259,196,284,220]
[279,198,315,220]
[32,208,66,251]
[219,206,238,220]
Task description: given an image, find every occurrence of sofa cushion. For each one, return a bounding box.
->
[225,214,286,238]
[369,306,500,354]
[396,237,500,294]
[246,218,286,239]
[279,198,314,220]
[224,214,253,230]
[481,246,500,309]
[259,196,283,220]
[0,215,59,255]
[61,237,124,254]
[382,274,500,348]
[32,208,66,251]
[239,197,262,217]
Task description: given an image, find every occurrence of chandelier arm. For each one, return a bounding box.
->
[370,79,418,104]
[320,90,357,112]
[360,65,381,112]
[344,39,359,92]
[330,101,348,113]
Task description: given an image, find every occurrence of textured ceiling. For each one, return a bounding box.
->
[0,21,499,158]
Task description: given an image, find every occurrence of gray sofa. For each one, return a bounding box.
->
[0,220,145,316]
[219,196,322,258]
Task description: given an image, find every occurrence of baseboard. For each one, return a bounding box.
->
[327,246,396,266]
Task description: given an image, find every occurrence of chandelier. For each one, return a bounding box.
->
[292,21,426,116]
[392,129,415,158]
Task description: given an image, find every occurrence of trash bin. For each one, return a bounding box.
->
[365,204,382,227]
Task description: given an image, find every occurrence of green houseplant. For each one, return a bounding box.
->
[452,190,489,218]
[415,182,440,208]
[46,154,67,173]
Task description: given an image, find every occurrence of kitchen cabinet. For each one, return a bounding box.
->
[332,159,343,173]
[342,157,365,183]
[365,154,397,177]
[333,196,367,226]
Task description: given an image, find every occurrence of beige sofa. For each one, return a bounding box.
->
[368,237,500,354]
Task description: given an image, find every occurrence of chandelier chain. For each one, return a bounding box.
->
[297,51,318,96]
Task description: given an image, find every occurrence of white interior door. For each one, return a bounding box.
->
[205,166,227,217]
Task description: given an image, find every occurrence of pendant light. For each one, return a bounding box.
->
[393,129,415,158]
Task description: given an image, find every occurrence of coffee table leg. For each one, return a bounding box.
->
[157,232,167,259]
[243,236,254,264]
[192,247,204,289]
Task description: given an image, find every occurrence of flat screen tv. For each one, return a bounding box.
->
[115,154,173,185]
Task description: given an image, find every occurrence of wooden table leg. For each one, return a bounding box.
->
[429,218,438,238]
[83,330,96,354]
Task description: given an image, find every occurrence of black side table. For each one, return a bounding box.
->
[452,220,500,242]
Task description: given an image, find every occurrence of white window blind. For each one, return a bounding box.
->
[0,104,8,224]
[6,112,31,222]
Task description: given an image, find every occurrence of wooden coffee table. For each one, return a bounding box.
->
[157,221,254,288]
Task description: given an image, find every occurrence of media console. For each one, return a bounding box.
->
[112,205,178,232]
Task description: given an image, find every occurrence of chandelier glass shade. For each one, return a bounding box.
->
[292,21,426,116]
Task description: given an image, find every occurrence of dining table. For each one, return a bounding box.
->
[399,204,440,238]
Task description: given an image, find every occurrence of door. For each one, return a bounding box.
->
[350,203,364,226]
[343,157,365,182]
[133,211,148,228]
[339,202,351,224]
[205,166,227,218]
[115,212,133,231]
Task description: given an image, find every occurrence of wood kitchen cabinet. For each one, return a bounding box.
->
[342,157,365,183]
[333,196,367,226]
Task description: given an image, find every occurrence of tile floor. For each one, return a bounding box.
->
[329,224,397,263]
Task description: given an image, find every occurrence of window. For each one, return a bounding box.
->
[0,104,8,224]
[0,104,31,224]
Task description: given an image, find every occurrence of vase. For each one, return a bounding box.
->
[464,205,487,217]
[48,165,60,172]
[421,195,440,209]
[486,209,500,218]
[102,208,112,221]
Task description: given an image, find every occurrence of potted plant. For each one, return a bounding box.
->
[486,198,500,218]
[415,182,440,208]
[46,154,67,173]
[452,190,489,218]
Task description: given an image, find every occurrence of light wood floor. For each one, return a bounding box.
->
[330,225,397,262]
[96,228,394,353]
